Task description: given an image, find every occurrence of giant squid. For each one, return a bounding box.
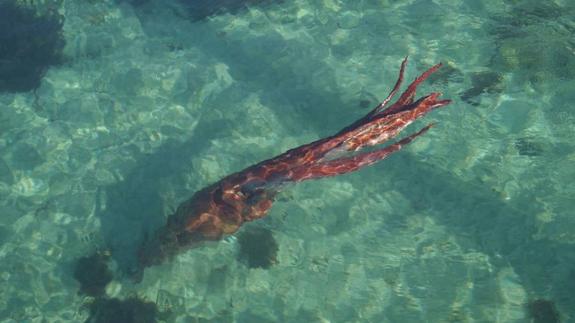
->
[138,58,452,269]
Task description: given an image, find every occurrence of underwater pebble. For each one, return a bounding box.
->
[11,213,35,233]
[105,281,122,298]
[330,29,349,45]
[498,267,527,305]
[13,177,48,197]
[94,168,115,186]
[246,272,271,293]
[148,130,162,142]
[297,9,315,28]
[53,212,73,226]
[536,211,555,224]
[46,246,63,258]
[323,0,342,12]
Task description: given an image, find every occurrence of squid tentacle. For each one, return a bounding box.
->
[260,60,450,183]
[285,123,434,182]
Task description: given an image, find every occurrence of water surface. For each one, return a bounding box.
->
[0,0,573,322]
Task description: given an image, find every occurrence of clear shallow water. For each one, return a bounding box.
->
[0,0,574,322]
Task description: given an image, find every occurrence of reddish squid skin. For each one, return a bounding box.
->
[138,58,452,268]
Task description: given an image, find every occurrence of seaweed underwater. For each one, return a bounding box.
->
[0,0,65,93]
[73,251,167,322]
[137,58,452,275]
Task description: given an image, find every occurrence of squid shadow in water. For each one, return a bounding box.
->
[95,133,209,277]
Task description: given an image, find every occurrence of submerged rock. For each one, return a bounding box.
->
[73,252,113,297]
[237,226,279,269]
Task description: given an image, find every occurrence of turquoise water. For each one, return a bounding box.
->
[1,0,574,322]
